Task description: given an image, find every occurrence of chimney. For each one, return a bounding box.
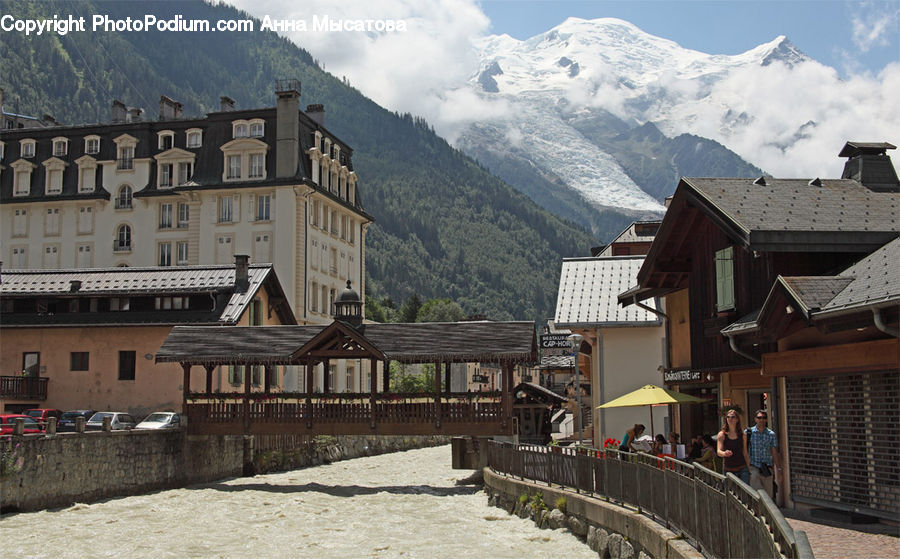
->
[42,114,58,126]
[306,104,325,126]
[127,107,143,122]
[111,100,127,123]
[275,79,301,179]
[220,96,236,111]
[839,142,900,193]
[234,254,250,293]
[70,280,82,292]
[158,95,183,120]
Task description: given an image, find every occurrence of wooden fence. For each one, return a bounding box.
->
[488,442,814,559]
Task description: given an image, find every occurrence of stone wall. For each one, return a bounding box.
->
[0,432,449,513]
[1,431,243,513]
[484,468,704,559]
[250,434,450,474]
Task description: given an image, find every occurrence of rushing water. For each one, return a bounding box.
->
[1,445,596,558]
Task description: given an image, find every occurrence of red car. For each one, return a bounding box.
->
[0,414,42,435]
[25,408,62,426]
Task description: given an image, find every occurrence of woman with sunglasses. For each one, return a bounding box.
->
[717,409,751,484]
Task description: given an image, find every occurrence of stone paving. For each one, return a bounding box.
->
[787,518,899,559]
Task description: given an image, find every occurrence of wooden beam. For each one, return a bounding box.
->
[434,361,441,427]
[444,362,451,394]
[182,363,191,413]
[370,358,378,429]
[264,365,272,394]
[323,358,330,393]
[204,364,214,394]
[243,364,251,433]
[383,359,390,392]
[305,361,314,429]
[309,349,372,358]
[762,338,899,377]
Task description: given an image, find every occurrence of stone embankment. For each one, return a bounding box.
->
[485,468,704,559]
[0,431,448,513]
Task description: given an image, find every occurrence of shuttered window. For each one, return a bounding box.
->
[715,246,735,311]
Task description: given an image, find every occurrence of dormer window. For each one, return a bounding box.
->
[249,119,264,138]
[43,158,67,195]
[221,136,268,182]
[233,121,249,138]
[75,155,97,193]
[84,136,100,155]
[158,131,174,150]
[186,128,202,148]
[21,139,35,158]
[11,159,35,196]
[113,134,138,171]
[53,137,69,157]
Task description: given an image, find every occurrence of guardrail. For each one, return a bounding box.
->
[488,441,814,559]
[0,376,48,400]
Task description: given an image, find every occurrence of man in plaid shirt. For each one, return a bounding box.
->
[747,409,782,499]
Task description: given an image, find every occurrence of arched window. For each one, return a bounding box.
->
[116,185,133,209]
[115,224,132,252]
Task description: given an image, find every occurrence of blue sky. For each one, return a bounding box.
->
[478,0,899,76]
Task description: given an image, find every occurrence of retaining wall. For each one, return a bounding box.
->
[1,432,449,513]
[485,468,704,559]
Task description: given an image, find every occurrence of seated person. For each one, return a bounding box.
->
[652,434,668,455]
[695,435,716,471]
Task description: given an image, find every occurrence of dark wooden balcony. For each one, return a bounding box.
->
[0,376,48,400]
[183,392,510,436]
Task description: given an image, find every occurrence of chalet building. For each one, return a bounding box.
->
[556,221,667,448]
[0,258,296,417]
[621,141,899,518]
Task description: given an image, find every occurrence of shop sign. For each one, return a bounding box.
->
[472,374,489,384]
[664,369,703,383]
[540,334,571,349]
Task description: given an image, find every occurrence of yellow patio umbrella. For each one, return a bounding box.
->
[598,384,708,438]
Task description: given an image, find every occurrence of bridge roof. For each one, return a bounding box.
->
[156,321,537,365]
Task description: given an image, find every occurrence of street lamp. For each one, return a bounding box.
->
[568,333,584,445]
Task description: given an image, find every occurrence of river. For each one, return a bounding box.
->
[1,444,596,558]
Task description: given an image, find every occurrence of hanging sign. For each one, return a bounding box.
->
[540,334,570,349]
[664,369,703,383]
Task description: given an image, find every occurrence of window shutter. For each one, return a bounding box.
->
[249,194,256,221]
[232,194,241,221]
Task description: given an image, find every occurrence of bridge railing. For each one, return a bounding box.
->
[488,441,814,559]
[183,392,503,426]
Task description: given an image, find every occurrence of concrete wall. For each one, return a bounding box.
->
[0,430,243,513]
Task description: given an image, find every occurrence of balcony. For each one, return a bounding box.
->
[0,376,48,400]
[113,241,132,253]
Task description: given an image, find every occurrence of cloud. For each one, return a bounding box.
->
[229,0,490,132]
[850,1,900,52]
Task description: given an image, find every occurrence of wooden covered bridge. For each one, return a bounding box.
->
[156,317,537,437]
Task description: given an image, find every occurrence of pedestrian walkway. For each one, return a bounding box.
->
[787,518,899,559]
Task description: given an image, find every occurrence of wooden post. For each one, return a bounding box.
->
[181,363,191,414]
[306,361,314,428]
[444,362,451,394]
[323,358,330,393]
[264,365,272,393]
[370,358,378,429]
[243,364,251,433]
[434,361,442,427]
[383,359,390,392]
[205,364,214,394]
[501,361,513,429]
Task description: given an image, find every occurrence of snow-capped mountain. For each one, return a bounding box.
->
[453,17,842,229]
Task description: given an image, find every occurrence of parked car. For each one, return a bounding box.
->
[0,414,42,435]
[85,412,136,431]
[134,412,181,430]
[25,408,62,428]
[57,410,97,432]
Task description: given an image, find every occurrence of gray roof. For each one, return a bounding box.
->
[0,264,282,326]
[156,321,538,365]
[820,236,900,313]
[781,277,855,311]
[683,177,900,235]
[555,257,661,327]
